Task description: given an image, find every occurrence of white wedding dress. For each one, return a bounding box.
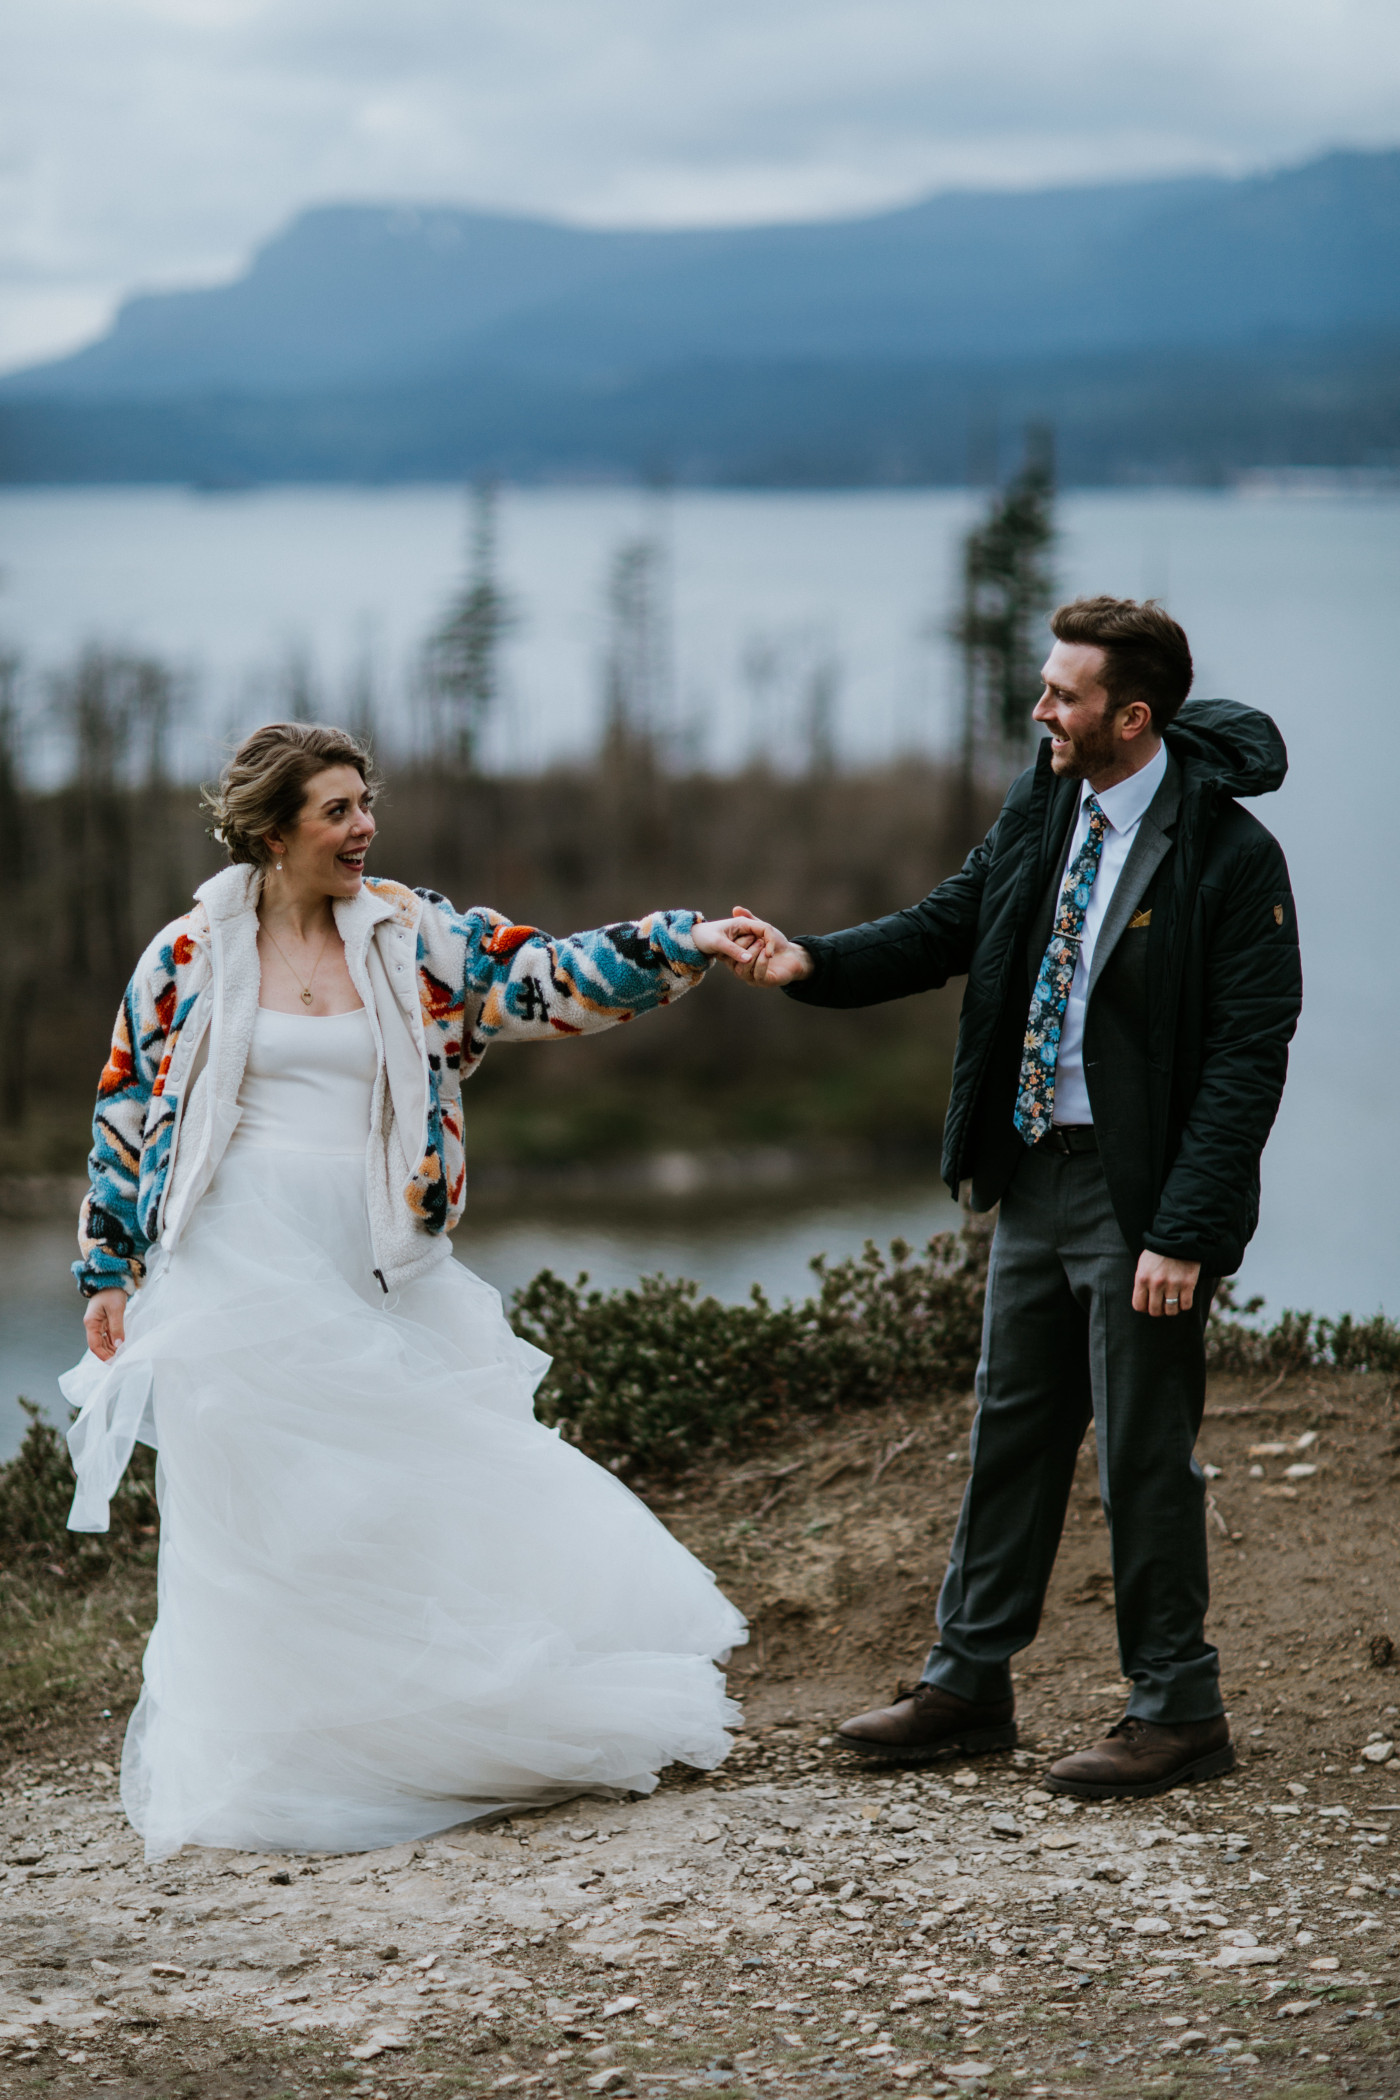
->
[61,1005,745,1862]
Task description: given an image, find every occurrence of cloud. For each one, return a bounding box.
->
[3,0,1400,369]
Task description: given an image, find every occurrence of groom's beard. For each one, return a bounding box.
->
[1056,702,1121,779]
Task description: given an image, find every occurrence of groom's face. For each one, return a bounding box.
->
[1034,641,1120,778]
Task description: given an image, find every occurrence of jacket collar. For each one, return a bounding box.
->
[333,879,397,945]
[194,861,397,943]
[194,862,260,923]
[1143,748,1183,834]
[1078,739,1169,836]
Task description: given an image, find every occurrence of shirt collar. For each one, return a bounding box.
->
[1082,738,1168,835]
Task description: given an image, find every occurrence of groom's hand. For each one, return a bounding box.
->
[1133,1250,1202,1318]
[720,906,815,987]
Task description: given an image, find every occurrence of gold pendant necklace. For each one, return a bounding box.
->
[262,922,333,1008]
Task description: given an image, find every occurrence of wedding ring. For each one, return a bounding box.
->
[1165,1295,1179,1304]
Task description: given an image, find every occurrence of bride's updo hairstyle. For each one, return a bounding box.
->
[204,722,378,866]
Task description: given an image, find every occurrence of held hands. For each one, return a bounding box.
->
[695,905,814,987]
[690,917,760,965]
[83,1288,127,1362]
[1133,1249,1202,1319]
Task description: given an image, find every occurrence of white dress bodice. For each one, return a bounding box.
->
[233,1006,376,1156]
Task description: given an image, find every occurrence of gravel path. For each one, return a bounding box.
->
[2,1364,1397,2094]
[1,1737,1397,2096]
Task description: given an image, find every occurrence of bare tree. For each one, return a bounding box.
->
[50,647,184,995]
[740,631,782,767]
[950,426,1057,834]
[276,643,321,723]
[343,631,379,752]
[802,648,841,777]
[602,535,670,761]
[740,626,841,775]
[423,481,517,769]
[0,651,30,1127]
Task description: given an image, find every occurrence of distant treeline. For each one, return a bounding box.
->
[5,330,1400,488]
[0,649,985,1181]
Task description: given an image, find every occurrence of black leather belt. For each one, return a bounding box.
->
[1037,1124,1099,1155]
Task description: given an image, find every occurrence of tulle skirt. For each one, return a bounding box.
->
[61,1141,745,1862]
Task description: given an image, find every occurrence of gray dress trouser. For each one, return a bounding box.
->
[922,1143,1223,1725]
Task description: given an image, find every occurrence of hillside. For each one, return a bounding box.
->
[3,148,1400,484]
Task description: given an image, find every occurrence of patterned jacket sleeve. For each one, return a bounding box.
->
[445,906,712,1043]
[73,973,162,1299]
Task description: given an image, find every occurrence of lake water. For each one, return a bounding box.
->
[0,483,991,778]
[1,483,1398,1458]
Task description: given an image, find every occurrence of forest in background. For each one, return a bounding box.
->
[0,458,1051,1183]
[0,702,984,1182]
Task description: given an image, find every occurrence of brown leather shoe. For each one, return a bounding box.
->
[835,1681,1016,1765]
[1046,1715,1235,1800]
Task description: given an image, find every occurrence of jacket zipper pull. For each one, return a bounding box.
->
[373,1268,388,1293]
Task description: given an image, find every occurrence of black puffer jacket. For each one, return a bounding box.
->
[787,699,1303,1277]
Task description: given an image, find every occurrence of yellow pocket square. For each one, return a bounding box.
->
[1128,908,1152,929]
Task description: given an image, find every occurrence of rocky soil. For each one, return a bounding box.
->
[1,1365,1397,2098]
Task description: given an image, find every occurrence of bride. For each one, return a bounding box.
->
[62,720,752,1863]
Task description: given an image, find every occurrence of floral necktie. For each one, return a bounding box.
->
[1014,795,1109,1144]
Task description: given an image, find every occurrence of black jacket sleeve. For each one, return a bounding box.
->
[783,820,1000,1011]
[1143,832,1302,1269]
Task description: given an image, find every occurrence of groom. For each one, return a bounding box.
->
[727,596,1301,1798]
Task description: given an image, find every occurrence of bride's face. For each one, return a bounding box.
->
[272,765,377,898]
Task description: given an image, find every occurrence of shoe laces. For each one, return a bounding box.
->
[1106,1716,1154,1743]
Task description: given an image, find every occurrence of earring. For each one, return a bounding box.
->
[275,861,283,872]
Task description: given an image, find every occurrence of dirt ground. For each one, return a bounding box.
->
[1,1366,1398,2099]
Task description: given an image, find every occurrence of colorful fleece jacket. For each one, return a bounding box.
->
[77,865,711,1299]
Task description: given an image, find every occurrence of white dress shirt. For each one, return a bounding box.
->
[1050,739,1168,1126]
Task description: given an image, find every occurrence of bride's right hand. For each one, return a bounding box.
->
[83,1288,127,1362]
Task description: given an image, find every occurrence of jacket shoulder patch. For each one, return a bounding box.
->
[365,876,420,924]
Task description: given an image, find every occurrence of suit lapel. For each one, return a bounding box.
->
[1022,771,1080,991]
[1085,753,1182,1003]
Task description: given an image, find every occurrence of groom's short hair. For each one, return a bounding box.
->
[1051,596,1193,733]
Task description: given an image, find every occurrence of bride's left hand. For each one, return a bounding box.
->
[83,1287,127,1362]
[692,916,766,965]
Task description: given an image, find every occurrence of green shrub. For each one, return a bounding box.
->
[0,1401,157,1579]
[800,1227,989,1408]
[4,1230,1393,1565]
[511,1226,990,1472]
[1206,1280,1400,1378]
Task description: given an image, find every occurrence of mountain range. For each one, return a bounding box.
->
[3,148,1399,484]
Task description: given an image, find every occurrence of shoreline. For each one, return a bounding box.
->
[0,1143,949,1226]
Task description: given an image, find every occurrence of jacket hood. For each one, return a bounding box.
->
[1163,698,1288,798]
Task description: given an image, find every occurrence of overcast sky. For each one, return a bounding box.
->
[3,0,1399,372]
